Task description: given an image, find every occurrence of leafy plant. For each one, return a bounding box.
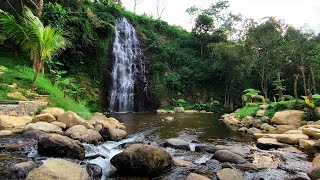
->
[279,95,294,101]
[303,109,320,121]
[194,100,221,112]
[236,105,259,118]
[242,89,265,104]
[172,98,187,107]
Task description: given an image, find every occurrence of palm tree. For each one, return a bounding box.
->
[0,7,69,84]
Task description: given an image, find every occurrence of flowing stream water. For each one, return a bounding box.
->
[0,113,312,179]
[109,18,148,113]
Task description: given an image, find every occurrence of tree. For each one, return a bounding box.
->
[134,0,144,13]
[155,0,166,19]
[208,42,242,110]
[0,7,69,84]
[243,18,285,99]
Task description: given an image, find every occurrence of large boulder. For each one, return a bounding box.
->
[0,115,32,133]
[174,160,195,167]
[65,125,102,144]
[271,110,304,127]
[110,144,173,176]
[299,139,317,154]
[24,122,63,134]
[276,133,309,145]
[213,150,246,164]
[275,125,297,134]
[32,113,56,123]
[302,127,320,139]
[256,138,289,150]
[26,159,89,180]
[308,165,320,180]
[57,111,85,128]
[98,123,127,141]
[217,168,244,180]
[163,138,190,150]
[41,108,65,119]
[186,173,210,180]
[223,116,240,126]
[38,134,85,160]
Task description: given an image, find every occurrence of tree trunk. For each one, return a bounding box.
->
[277,73,283,98]
[300,64,307,95]
[41,61,44,74]
[310,66,317,93]
[35,0,43,17]
[33,58,41,84]
[294,74,299,100]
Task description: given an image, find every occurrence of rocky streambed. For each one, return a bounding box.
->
[0,107,316,180]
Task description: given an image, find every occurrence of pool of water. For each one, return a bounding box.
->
[110,113,253,143]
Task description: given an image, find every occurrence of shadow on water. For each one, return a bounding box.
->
[108,113,253,143]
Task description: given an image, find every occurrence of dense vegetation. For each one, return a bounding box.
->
[0,0,320,113]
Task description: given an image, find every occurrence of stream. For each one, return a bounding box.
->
[0,113,313,179]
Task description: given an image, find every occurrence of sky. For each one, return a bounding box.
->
[122,0,320,34]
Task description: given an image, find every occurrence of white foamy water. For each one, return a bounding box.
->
[109,17,148,112]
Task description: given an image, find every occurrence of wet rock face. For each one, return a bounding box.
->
[110,144,173,176]
[37,133,85,160]
[7,161,40,179]
[163,138,190,150]
[213,150,247,164]
[65,125,103,144]
[86,163,102,180]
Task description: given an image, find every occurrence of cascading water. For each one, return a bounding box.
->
[109,17,148,112]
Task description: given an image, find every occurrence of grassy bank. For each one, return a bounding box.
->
[0,54,91,119]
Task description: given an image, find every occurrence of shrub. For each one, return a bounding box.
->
[287,100,307,110]
[194,101,221,112]
[236,105,259,118]
[303,109,320,121]
[274,101,289,111]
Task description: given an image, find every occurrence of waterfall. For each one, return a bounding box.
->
[109,17,148,112]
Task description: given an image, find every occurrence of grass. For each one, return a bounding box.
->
[0,54,92,119]
[236,105,259,118]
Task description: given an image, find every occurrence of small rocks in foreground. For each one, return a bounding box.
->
[110,144,173,176]
[26,159,88,180]
[217,168,244,180]
[185,173,211,180]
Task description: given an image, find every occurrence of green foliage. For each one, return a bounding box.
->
[172,98,187,107]
[0,56,91,118]
[236,105,259,118]
[194,100,221,112]
[279,95,294,101]
[303,109,320,121]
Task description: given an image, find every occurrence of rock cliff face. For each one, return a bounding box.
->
[101,18,159,112]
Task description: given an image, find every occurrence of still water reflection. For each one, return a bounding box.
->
[109,113,252,143]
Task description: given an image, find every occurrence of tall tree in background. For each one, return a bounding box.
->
[155,0,166,19]
[243,18,285,99]
[134,0,144,13]
[0,7,69,84]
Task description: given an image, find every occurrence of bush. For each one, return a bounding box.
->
[236,105,259,118]
[287,100,307,110]
[274,101,289,111]
[36,86,51,95]
[314,99,320,107]
[194,101,221,112]
[303,109,320,121]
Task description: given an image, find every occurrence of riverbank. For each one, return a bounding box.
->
[0,108,315,179]
[222,104,320,179]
